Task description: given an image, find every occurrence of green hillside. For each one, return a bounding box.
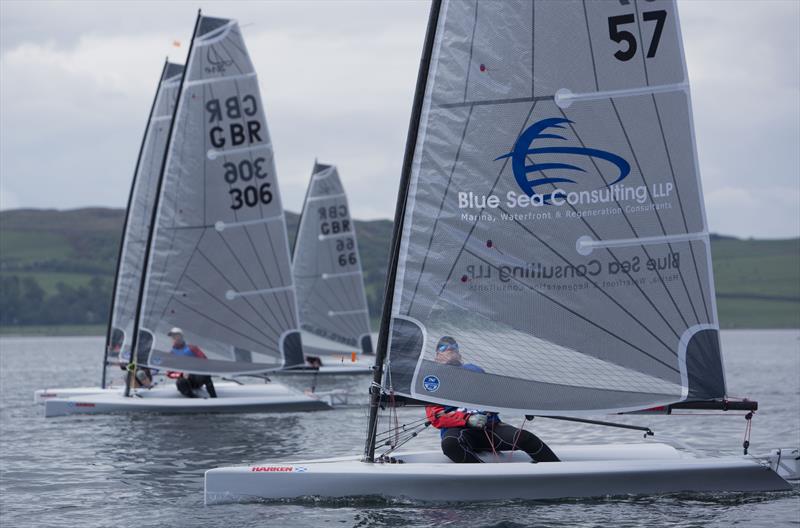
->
[0,208,797,334]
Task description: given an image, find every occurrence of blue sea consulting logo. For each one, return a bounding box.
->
[494,117,630,202]
[423,375,440,392]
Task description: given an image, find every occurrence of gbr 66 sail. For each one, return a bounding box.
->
[383,0,725,415]
[133,15,302,377]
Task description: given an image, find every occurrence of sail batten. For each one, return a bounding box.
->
[381,0,725,415]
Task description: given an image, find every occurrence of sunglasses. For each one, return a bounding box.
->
[437,343,459,353]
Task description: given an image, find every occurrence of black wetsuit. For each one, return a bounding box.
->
[441,422,560,463]
[176,375,217,398]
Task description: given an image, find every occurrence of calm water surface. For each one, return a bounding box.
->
[1,330,798,527]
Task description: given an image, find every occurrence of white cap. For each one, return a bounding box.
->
[167,327,183,337]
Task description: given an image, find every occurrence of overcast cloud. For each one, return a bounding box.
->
[1,0,798,238]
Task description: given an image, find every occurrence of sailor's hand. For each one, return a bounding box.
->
[466,413,488,428]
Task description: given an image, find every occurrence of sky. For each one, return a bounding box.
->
[1,0,798,238]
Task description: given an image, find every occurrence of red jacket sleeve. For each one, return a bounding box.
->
[189,345,207,359]
[426,405,470,429]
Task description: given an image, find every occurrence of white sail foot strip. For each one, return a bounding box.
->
[321,271,361,280]
[185,72,257,87]
[327,309,369,317]
[576,232,707,256]
[555,82,688,109]
[215,215,283,232]
[306,193,346,203]
[226,285,294,300]
[208,143,271,160]
[317,231,355,242]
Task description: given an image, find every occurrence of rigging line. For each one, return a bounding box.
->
[462,0,479,103]
[462,247,680,374]
[436,101,539,299]
[153,229,205,325]
[556,111,686,339]
[531,0,535,99]
[169,296,278,353]
[182,274,276,344]
[632,0,651,87]
[408,105,475,313]
[582,0,600,92]
[257,221,295,328]
[495,205,678,357]
[609,98,694,328]
[651,94,711,321]
[208,235,288,336]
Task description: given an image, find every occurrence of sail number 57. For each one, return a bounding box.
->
[608,10,667,61]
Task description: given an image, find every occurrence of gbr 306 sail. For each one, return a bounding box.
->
[292,163,372,356]
[132,15,302,376]
[382,0,724,414]
[105,61,183,385]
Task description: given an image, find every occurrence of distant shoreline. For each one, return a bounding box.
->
[2,323,798,338]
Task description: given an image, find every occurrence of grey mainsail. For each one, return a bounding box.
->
[382,0,725,415]
[133,15,302,376]
[292,162,372,355]
[104,61,183,386]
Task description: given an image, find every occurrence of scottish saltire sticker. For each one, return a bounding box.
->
[423,375,440,392]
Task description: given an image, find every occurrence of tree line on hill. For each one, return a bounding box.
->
[0,276,111,326]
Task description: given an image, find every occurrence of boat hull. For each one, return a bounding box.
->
[204,444,794,504]
[44,382,331,417]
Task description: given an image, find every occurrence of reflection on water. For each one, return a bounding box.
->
[1,331,798,527]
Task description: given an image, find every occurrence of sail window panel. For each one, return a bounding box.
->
[583,0,685,92]
[432,221,684,380]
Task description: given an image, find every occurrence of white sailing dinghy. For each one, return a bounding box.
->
[35,60,184,404]
[279,162,374,376]
[205,0,798,502]
[45,13,334,417]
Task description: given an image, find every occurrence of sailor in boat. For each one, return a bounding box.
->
[167,328,217,398]
[425,336,560,463]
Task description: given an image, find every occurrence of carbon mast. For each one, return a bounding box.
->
[364,0,443,463]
